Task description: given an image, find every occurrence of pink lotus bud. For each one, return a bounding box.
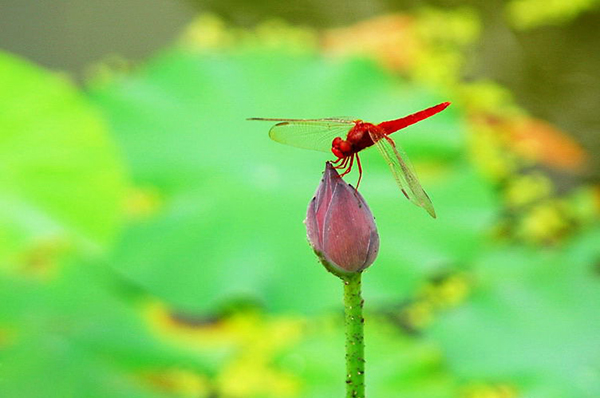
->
[305,162,380,274]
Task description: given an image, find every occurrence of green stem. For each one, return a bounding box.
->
[342,272,365,398]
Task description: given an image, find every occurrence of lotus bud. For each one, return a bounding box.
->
[305,162,379,275]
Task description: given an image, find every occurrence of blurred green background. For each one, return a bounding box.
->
[1,1,599,397]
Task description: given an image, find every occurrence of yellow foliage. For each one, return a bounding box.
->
[460,82,522,117]
[415,7,481,46]
[517,200,570,244]
[15,237,71,280]
[218,359,298,398]
[124,186,163,220]
[402,273,470,331]
[463,382,518,398]
[411,7,480,87]
[145,369,210,398]
[145,301,304,397]
[424,274,470,308]
[402,300,435,330]
[181,14,317,53]
[504,173,553,208]
[507,0,599,29]
[468,122,518,181]
[182,14,235,50]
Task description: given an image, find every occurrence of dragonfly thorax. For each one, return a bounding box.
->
[332,122,378,159]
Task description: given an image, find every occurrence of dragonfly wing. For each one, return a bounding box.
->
[249,118,355,153]
[368,131,436,218]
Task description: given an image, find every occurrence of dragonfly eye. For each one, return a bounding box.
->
[332,137,352,158]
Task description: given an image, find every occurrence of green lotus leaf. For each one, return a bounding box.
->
[430,228,600,397]
[89,49,496,314]
[0,52,126,271]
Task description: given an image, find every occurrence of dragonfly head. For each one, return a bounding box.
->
[332,137,353,159]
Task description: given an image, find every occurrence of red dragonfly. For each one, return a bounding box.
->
[249,102,450,218]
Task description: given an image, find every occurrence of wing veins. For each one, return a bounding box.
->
[369,131,436,218]
[248,117,355,124]
[251,119,355,153]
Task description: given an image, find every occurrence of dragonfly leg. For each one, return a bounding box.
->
[355,153,363,189]
[384,135,396,147]
[339,154,354,177]
[334,155,349,170]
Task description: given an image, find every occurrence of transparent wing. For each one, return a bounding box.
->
[248,118,355,153]
[368,130,436,218]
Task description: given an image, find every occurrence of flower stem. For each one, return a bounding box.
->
[342,272,365,398]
